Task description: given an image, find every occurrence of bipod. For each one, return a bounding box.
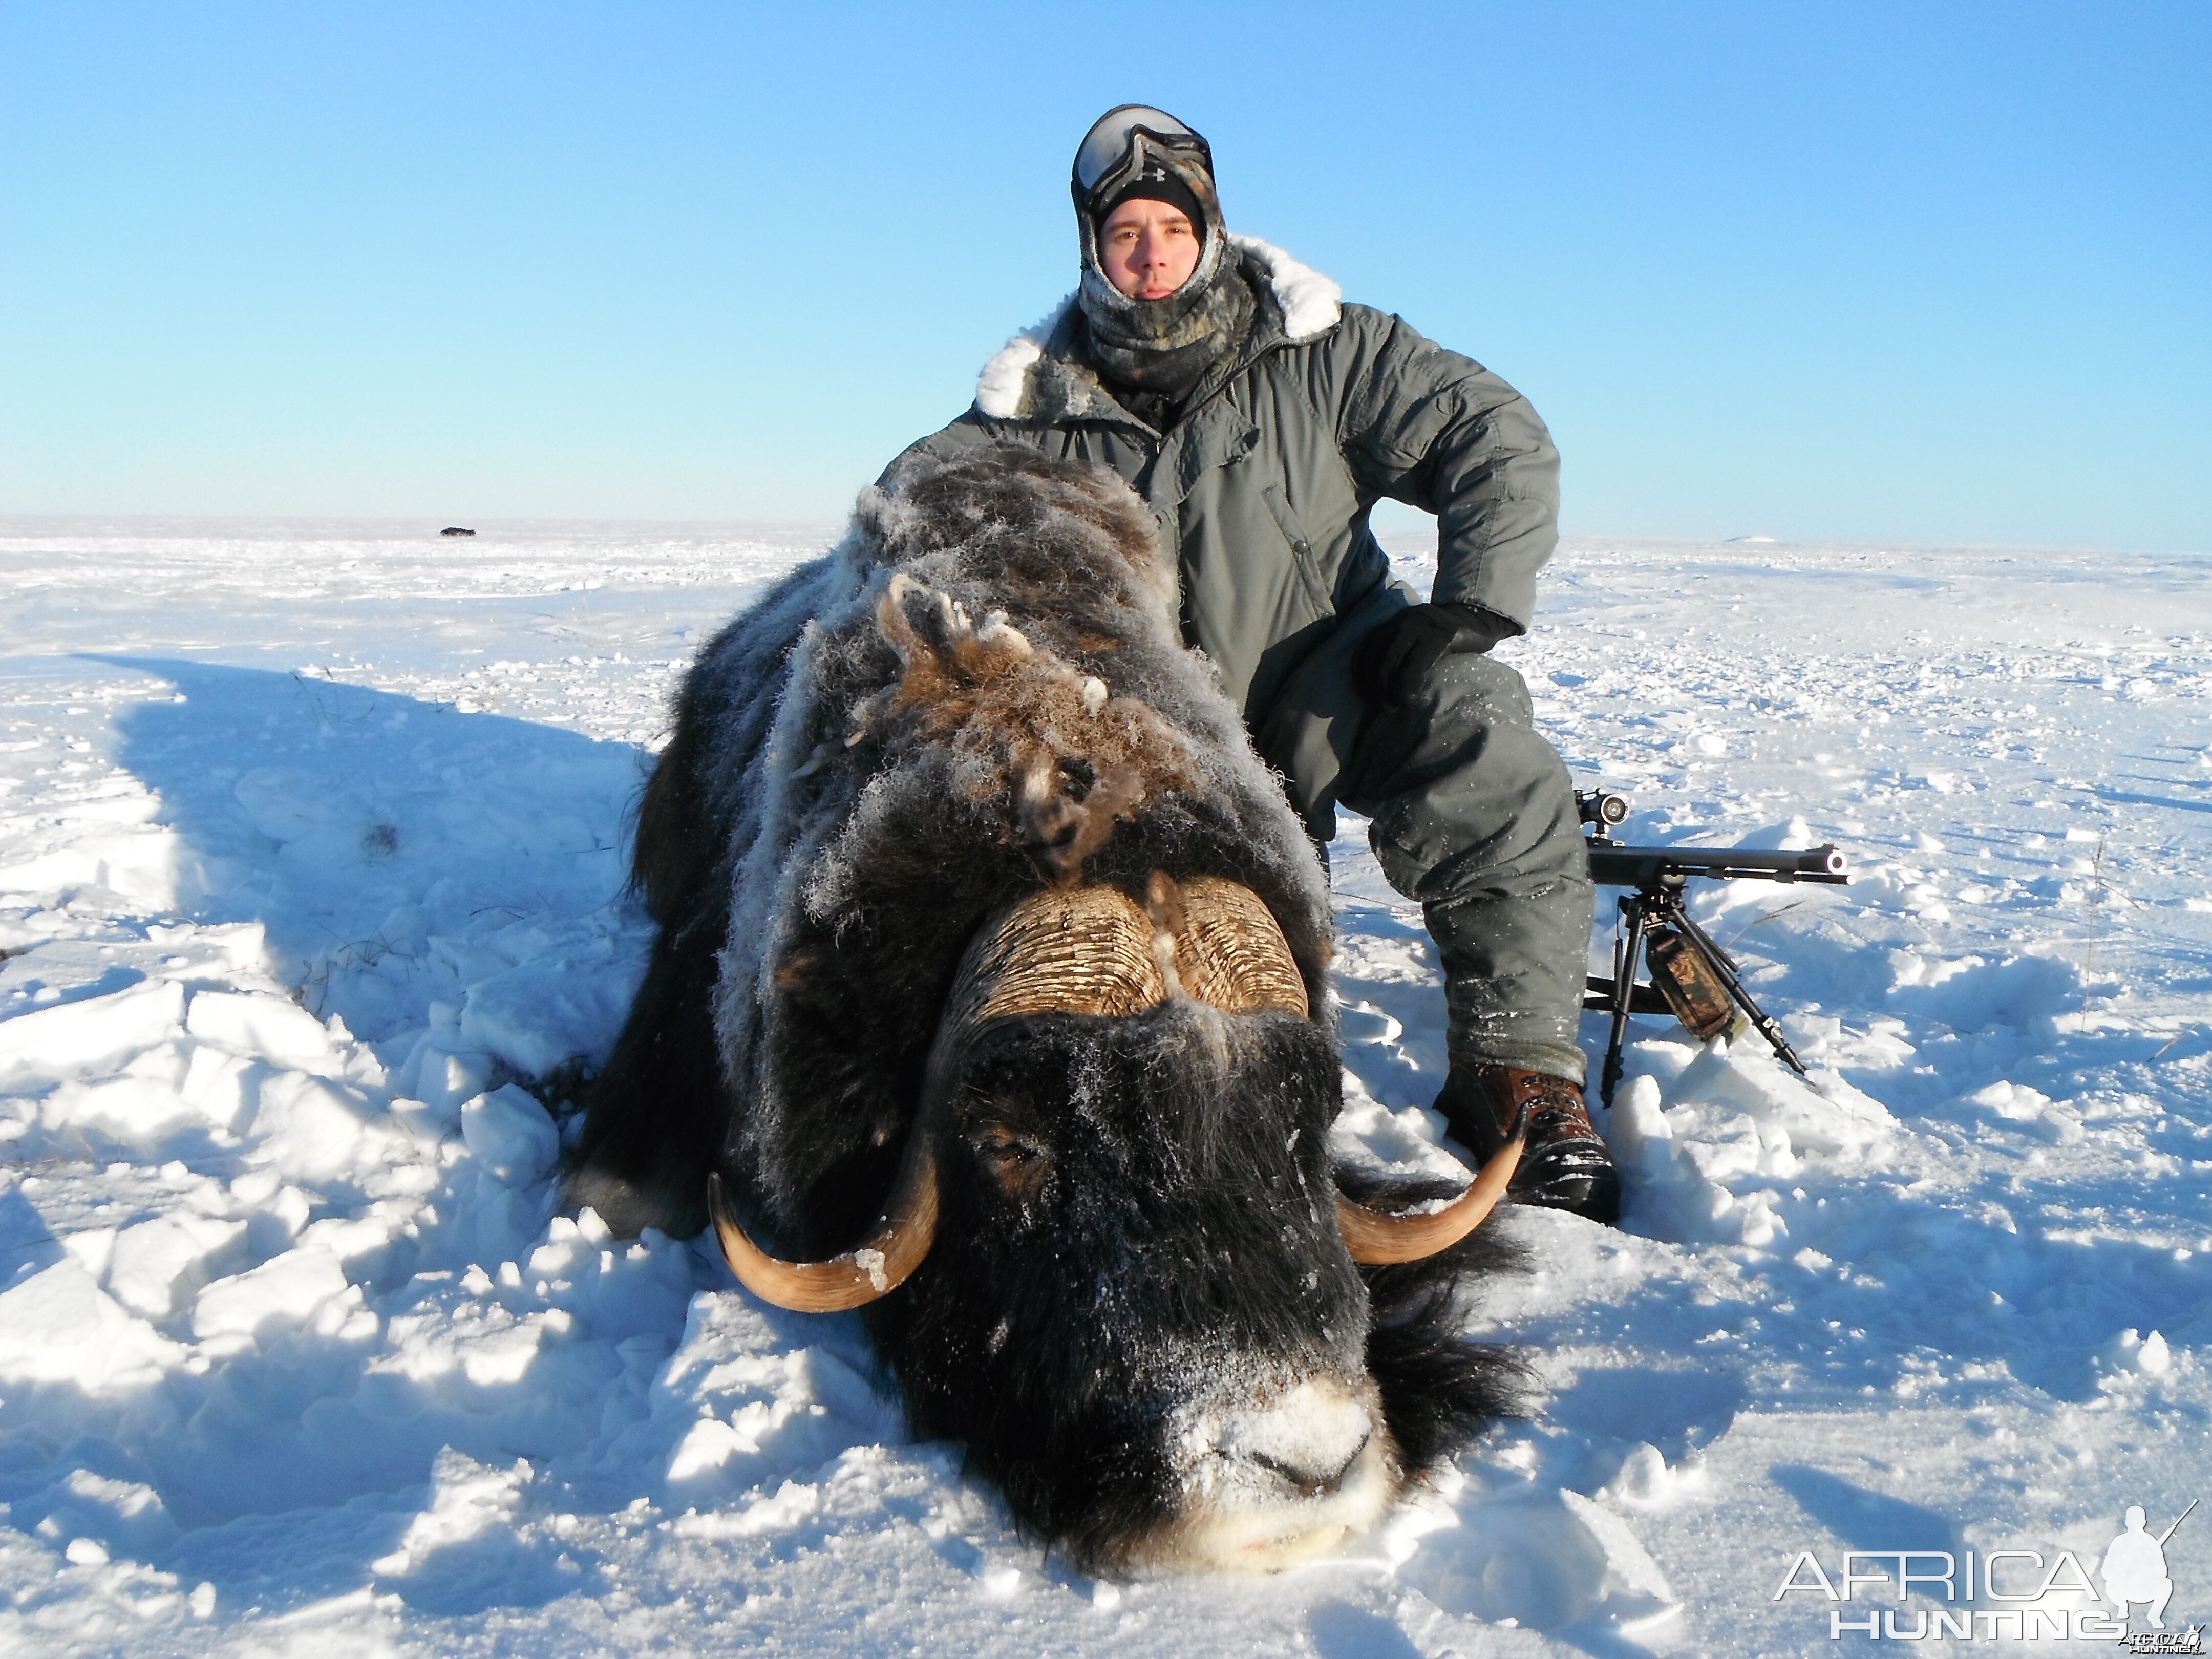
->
[1570,789,1850,1111]
[1588,872,1813,1111]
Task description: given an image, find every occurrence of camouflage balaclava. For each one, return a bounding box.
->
[1070,105,1253,412]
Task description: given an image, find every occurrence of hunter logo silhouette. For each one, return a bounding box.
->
[2104,1500,2195,1630]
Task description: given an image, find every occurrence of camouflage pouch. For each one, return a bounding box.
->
[1644,926,1745,1044]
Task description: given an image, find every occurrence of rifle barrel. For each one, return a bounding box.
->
[1586,841,1849,889]
[2157,1497,2198,1545]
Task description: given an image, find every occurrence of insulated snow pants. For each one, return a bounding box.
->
[1254,588,1596,1084]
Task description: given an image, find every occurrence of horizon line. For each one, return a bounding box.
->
[0,512,2203,561]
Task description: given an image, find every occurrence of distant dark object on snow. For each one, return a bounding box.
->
[439,526,477,538]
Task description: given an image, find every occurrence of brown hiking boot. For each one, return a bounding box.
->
[1435,1065,1621,1225]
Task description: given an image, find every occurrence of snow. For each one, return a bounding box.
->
[0,517,2207,1653]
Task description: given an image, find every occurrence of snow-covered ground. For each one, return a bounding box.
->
[1,516,2205,1655]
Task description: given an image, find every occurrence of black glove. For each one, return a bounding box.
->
[1351,603,1516,708]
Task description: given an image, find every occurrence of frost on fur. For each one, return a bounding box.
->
[572,445,1330,1244]
[566,445,1527,1576]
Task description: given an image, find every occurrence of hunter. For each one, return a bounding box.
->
[887,105,1618,1223]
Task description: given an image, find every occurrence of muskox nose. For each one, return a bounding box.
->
[1217,1381,1376,1498]
[1247,1437,1370,1498]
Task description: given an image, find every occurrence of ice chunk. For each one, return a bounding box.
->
[666,1415,759,1487]
[0,980,186,1088]
[106,1211,249,1318]
[1889,952,2082,1036]
[403,1040,493,1121]
[460,1311,562,1385]
[187,991,345,1076]
[1605,1074,1675,1176]
[1670,1044,1892,1159]
[179,1045,258,1132]
[375,1299,570,1388]
[298,1209,398,1265]
[460,1086,560,1186]
[1601,1442,1706,1508]
[248,1071,374,1182]
[2099,1327,2174,1379]
[190,1246,351,1343]
[371,1449,531,1579]
[63,1225,115,1280]
[231,1172,312,1243]
[1963,1080,2085,1144]
[459,950,635,1079]
[670,1478,822,1540]
[0,828,180,909]
[38,1073,205,1151]
[0,1257,182,1390]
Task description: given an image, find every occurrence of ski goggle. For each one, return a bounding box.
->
[1071,104,1214,204]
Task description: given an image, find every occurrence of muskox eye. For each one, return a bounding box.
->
[976,1125,1041,1163]
[972,1123,1049,1198]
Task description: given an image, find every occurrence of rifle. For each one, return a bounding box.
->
[2158,1499,2198,1547]
[1577,790,1850,1110]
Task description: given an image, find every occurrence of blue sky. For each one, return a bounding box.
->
[4,2,2206,547]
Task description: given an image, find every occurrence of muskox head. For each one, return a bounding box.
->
[710,873,1524,1572]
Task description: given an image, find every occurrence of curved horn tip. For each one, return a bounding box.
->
[706,1160,940,1314]
[1335,1136,1525,1266]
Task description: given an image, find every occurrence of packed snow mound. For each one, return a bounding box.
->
[0,521,2207,1655]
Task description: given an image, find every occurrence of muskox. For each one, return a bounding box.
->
[568,449,1528,1572]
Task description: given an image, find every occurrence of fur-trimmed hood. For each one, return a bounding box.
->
[975,236,1343,421]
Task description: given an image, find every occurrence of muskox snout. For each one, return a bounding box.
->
[1151,1377,1398,1571]
[1214,1381,1375,1498]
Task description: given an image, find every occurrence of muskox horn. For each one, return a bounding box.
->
[707,1132,940,1313]
[1333,1135,1525,1264]
[943,884,1170,1025]
[1142,871,1515,1261]
[1148,873,1309,1017]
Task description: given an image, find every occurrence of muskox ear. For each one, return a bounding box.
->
[1016,755,1142,885]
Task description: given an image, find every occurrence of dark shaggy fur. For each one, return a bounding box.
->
[568,448,1526,1569]
[1335,1164,1536,1472]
